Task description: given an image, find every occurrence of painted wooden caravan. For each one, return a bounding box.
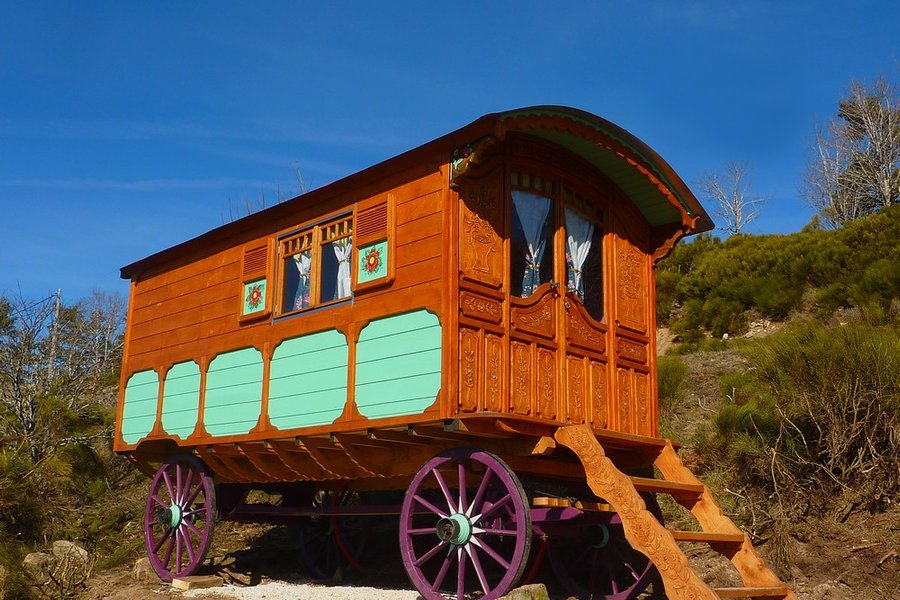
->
[115,107,794,600]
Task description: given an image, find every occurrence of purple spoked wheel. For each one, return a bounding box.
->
[298,488,369,580]
[143,455,216,582]
[548,493,662,600]
[400,449,532,600]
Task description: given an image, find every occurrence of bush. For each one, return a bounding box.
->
[657,356,688,410]
[692,320,900,517]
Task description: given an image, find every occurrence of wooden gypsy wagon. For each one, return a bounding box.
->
[114,107,794,600]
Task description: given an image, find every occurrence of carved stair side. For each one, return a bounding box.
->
[654,441,797,599]
[555,425,719,600]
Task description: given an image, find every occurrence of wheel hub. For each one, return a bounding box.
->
[158,504,183,528]
[588,523,611,549]
[436,513,472,545]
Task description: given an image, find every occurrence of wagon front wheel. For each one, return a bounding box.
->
[143,455,216,582]
[400,449,532,600]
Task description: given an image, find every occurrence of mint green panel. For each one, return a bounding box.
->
[243,278,267,315]
[269,329,348,430]
[355,310,442,419]
[357,240,388,284]
[204,347,263,437]
[121,370,159,445]
[161,361,201,439]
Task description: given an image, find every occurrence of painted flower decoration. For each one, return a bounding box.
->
[363,247,383,274]
[247,284,264,309]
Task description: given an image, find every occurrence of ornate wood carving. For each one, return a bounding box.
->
[460,328,480,412]
[635,371,650,436]
[616,239,647,333]
[511,342,532,415]
[459,170,503,287]
[537,348,556,419]
[511,292,556,340]
[617,368,632,434]
[565,298,606,354]
[555,426,720,600]
[460,291,503,325]
[616,337,648,364]
[484,334,503,412]
[590,361,607,428]
[567,356,586,424]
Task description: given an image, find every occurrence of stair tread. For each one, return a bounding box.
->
[669,529,745,544]
[629,475,705,496]
[713,586,790,598]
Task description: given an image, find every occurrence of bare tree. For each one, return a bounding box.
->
[803,77,900,227]
[226,162,313,222]
[698,162,766,234]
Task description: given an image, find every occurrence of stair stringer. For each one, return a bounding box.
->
[654,441,797,599]
[555,425,718,600]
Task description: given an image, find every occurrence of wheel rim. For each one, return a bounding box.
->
[548,493,661,600]
[143,455,215,582]
[400,449,532,600]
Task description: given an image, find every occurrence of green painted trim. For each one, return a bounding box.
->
[203,347,264,437]
[161,361,201,439]
[355,310,442,419]
[269,329,349,430]
[357,240,388,284]
[121,370,158,445]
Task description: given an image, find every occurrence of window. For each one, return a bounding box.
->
[511,189,555,298]
[279,216,353,314]
[509,171,604,321]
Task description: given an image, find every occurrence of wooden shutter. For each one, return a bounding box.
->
[238,242,272,321]
[353,194,395,292]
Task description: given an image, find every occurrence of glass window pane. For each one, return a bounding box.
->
[283,249,312,311]
[511,190,554,298]
[565,208,603,321]
[320,238,352,303]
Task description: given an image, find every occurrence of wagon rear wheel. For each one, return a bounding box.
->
[548,493,662,600]
[400,448,532,600]
[143,455,215,582]
[298,487,369,580]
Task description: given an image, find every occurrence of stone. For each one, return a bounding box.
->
[132,556,157,582]
[498,583,550,600]
[51,540,89,565]
[22,552,51,578]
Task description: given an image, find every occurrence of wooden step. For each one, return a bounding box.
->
[629,475,704,499]
[670,530,745,545]
[713,586,790,598]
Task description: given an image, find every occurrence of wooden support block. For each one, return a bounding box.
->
[171,575,223,590]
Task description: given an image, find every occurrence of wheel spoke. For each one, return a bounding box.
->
[182,525,197,564]
[151,527,173,553]
[180,466,194,504]
[456,546,466,600]
[570,544,592,571]
[407,527,436,535]
[161,532,175,568]
[175,464,183,505]
[414,494,448,518]
[152,494,169,508]
[175,527,183,572]
[432,467,456,514]
[465,544,490,595]
[468,468,493,516]
[476,492,511,521]
[431,547,454,592]
[477,527,518,536]
[162,469,175,503]
[414,539,448,568]
[470,536,509,569]
[184,474,203,507]
[457,463,468,514]
[184,519,202,539]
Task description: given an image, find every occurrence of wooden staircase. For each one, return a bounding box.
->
[555,425,796,600]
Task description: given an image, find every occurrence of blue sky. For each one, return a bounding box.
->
[1,2,897,302]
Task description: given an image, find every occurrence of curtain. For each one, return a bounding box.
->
[512,190,552,297]
[293,251,312,309]
[565,208,594,302]
[332,238,352,299]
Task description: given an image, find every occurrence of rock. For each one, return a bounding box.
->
[499,583,550,600]
[132,556,157,582]
[51,540,89,565]
[22,552,51,579]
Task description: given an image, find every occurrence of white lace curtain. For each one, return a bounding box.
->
[565,208,594,301]
[512,190,552,296]
[292,252,312,309]
[332,238,352,299]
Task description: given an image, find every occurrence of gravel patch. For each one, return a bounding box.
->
[185,580,422,600]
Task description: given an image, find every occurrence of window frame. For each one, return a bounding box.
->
[276,211,354,317]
